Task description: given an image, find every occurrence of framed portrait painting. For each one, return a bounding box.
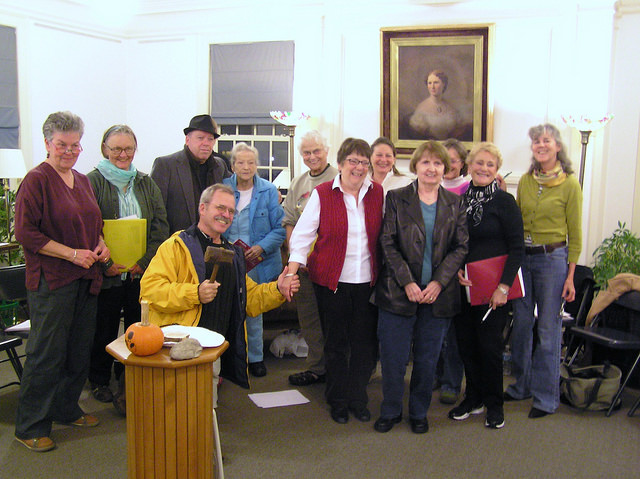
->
[381,25,492,156]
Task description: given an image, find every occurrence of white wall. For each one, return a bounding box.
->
[0,0,632,264]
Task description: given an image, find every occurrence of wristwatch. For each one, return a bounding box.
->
[497,285,509,295]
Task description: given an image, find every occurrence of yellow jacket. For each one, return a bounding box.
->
[140,231,285,327]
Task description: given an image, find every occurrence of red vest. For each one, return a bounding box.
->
[308,180,383,290]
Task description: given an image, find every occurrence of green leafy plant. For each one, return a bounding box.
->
[592,221,640,290]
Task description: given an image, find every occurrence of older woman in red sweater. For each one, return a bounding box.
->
[284,138,383,425]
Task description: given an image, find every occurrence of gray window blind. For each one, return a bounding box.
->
[210,41,294,125]
[0,25,19,148]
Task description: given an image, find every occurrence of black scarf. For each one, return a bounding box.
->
[464,180,499,226]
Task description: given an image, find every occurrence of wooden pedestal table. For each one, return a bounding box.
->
[107,335,229,479]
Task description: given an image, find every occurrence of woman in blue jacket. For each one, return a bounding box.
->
[224,142,285,377]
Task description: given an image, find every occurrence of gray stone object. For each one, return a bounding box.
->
[170,337,203,360]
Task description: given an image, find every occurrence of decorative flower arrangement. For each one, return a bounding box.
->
[561,114,614,132]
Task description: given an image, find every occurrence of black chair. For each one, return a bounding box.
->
[0,331,23,389]
[0,264,29,339]
[565,290,640,417]
[563,265,596,329]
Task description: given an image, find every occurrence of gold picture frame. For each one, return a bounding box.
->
[381,25,492,156]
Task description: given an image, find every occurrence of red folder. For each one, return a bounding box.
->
[233,239,263,273]
[464,254,525,306]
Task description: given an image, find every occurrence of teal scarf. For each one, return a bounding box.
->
[96,159,142,219]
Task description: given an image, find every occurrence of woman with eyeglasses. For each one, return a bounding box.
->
[283,138,384,425]
[373,141,468,434]
[14,111,110,452]
[86,125,169,413]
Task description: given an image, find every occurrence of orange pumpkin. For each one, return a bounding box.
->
[125,300,164,356]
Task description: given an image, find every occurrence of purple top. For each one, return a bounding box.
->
[15,162,104,294]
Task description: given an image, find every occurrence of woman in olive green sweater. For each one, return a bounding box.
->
[505,123,582,418]
[87,125,169,408]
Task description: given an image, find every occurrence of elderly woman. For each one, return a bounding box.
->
[373,140,468,434]
[223,142,285,377]
[505,124,582,418]
[369,137,413,194]
[14,111,110,452]
[408,70,470,141]
[284,138,383,424]
[87,125,169,408]
[433,138,469,405]
[448,142,524,429]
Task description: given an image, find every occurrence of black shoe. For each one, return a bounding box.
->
[528,407,550,419]
[330,407,349,424]
[288,370,326,386]
[410,418,429,434]
[249,361,267,377]
[349,406,371,422]
[485,408,505,429]
[373,415,402,433]
[91,383,113,403]
[448,399,484,421]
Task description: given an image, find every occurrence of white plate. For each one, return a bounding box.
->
[160,325,225,348]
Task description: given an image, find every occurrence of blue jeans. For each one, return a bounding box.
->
[506,247,567,413]
[438,320,464,393]
[378,305,450,420]
[246,268,263,363]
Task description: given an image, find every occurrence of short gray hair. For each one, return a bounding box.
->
[101,124,138,159]
[230,142,259,166]
[42,111,84,141]
[297,130,329,154]
[200,183,234,205]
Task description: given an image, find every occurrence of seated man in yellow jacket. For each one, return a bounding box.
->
[141,183,298,396]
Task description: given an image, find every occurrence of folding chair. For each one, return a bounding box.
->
[565,290,640,416]
[0,331,23,389]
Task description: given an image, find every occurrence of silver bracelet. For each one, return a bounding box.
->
[72,249,77,262]
[284,273,295,277]
[498,285,509,295]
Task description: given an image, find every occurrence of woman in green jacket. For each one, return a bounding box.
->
[505,123,582,418]
[87,125,169,409]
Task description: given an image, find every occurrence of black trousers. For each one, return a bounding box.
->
[89,276,141,386]
[454,300,509,411]
[313,282,377,410]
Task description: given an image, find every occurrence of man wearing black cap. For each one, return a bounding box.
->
[151,115,231,233]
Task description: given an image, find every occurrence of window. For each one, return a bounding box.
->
[217,124,290,184]
[210,41,294,186]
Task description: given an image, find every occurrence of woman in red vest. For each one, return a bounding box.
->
[373,140,468,434]
[284,138,384,425]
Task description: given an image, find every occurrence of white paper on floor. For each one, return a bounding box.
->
[248,389,310,408]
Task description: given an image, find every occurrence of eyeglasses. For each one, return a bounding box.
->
[104,145,136,156]
[346,158,370,167]
[301,148,324,158]
[48,140,83,154]
[213,204,236,216]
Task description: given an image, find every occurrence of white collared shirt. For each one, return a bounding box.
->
[289,175,375,284]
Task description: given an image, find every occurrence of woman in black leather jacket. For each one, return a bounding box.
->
[373,140,468,434]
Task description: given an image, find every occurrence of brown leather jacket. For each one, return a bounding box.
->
[374,181,468,317]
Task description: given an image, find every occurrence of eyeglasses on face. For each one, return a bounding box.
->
[104,145,136,156]
[48,140,83,154]
[346,158,370,167]
[212,204,236,216]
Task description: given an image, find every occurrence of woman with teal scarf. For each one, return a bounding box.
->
[87,125,169,411]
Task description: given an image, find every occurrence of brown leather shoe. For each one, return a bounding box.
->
[15,436,56,452]
[70,414,100,427]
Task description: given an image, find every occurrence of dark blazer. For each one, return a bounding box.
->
[151,147,230,233]
[374,181,468,318]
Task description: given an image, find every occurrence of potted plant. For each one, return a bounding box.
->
[0,187,23,266]
[591,221,640,290]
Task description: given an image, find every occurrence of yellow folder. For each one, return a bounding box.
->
[103,218,147,270]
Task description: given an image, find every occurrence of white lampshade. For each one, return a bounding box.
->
[272,168,291,189]
[0,149,27,179]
